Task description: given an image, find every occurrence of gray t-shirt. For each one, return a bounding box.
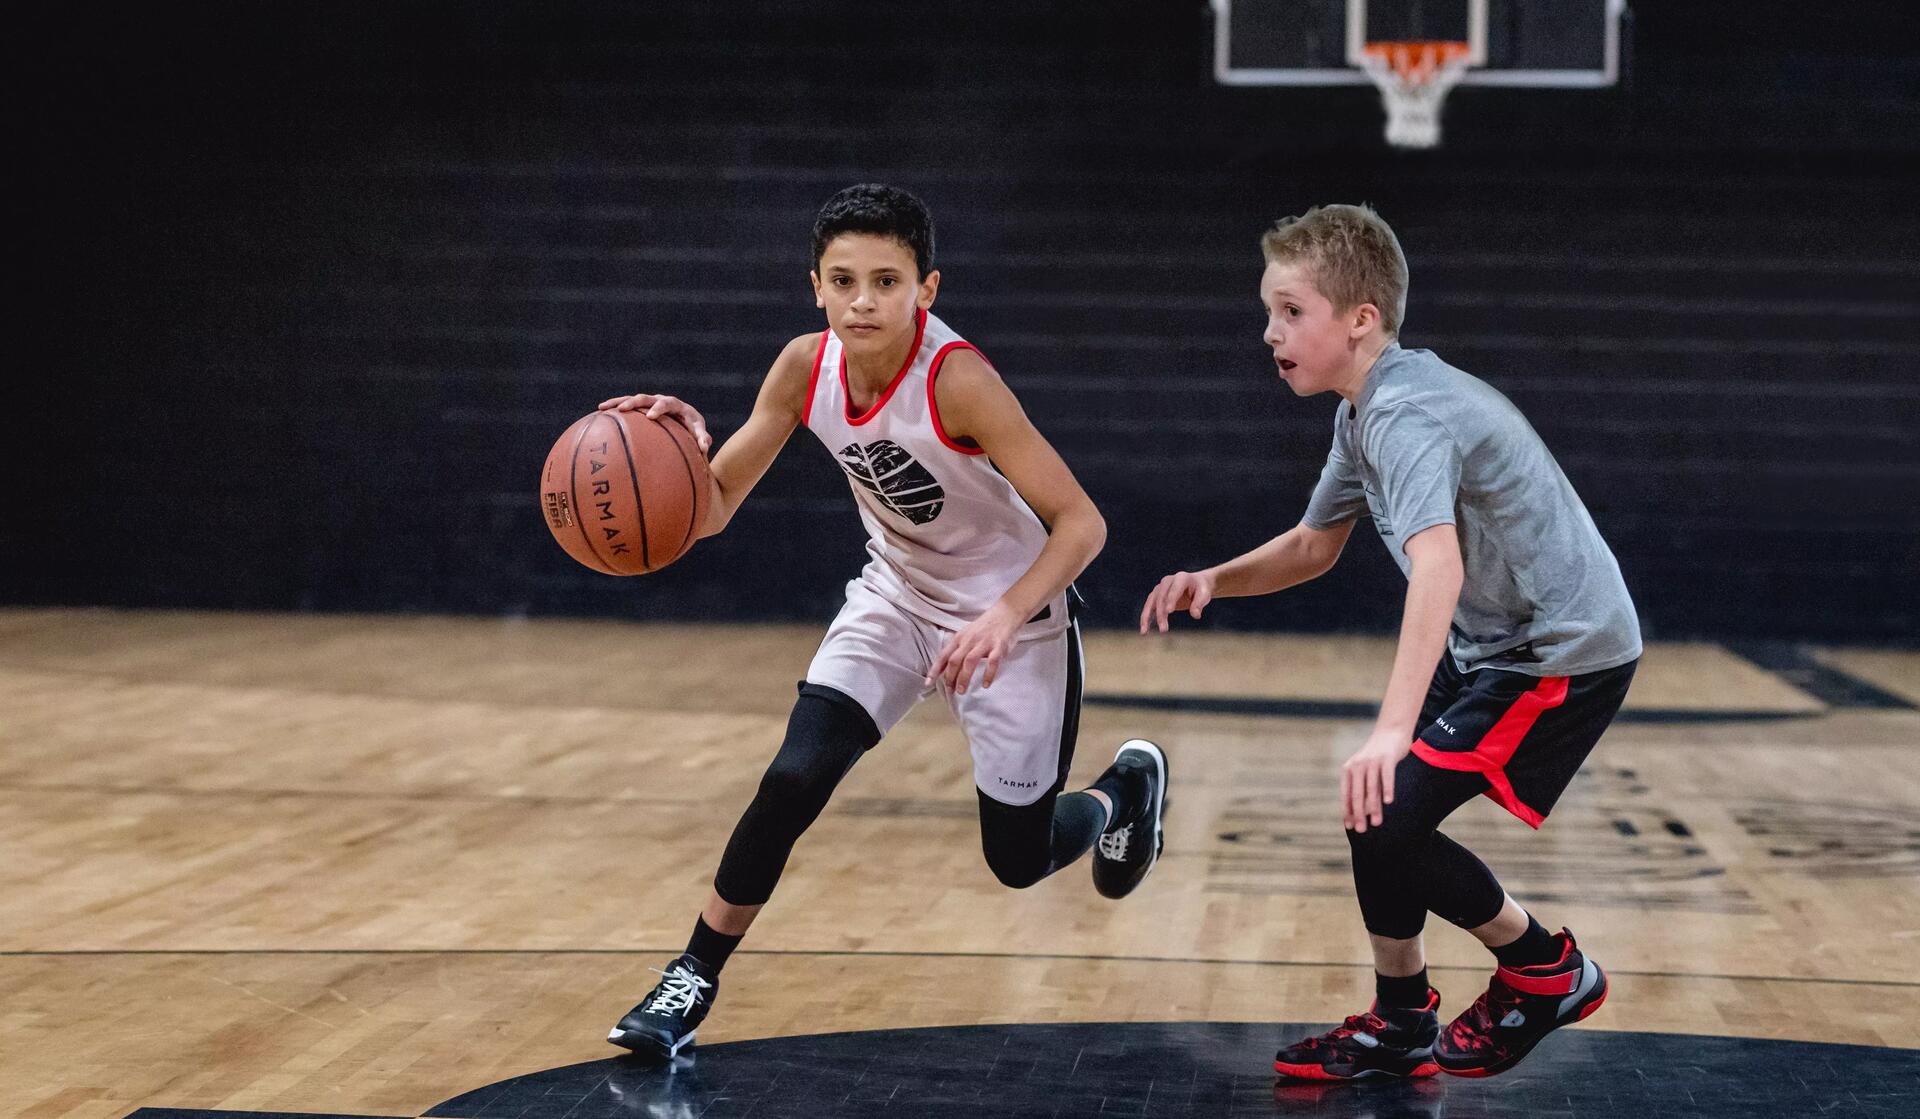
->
[1304,343,1641,676]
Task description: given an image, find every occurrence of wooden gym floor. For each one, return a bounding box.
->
[2,608,1916,1116]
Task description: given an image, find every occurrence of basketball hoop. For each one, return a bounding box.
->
[1359,41,1475,149]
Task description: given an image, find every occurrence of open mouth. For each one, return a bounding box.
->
[1276,358,1297,372]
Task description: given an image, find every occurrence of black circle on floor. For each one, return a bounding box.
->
[426,1021,1919,1118]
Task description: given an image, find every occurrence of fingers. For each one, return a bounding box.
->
[598,393,658,412]
[927,633,1009,694]
[640,397,714,454]
[926,640,954,689]
[1381,752,1397,807]
[927,636,975,693]
[1155,576,1187,633]
[980,644,1004,689]
[1341,763,1359,832]
[1364,760,1385,827]
[1142,573,1210,631]
[956,646,987,694]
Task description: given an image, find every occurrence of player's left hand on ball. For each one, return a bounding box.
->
[1341,727,1413,833]
[927,601,1024,695]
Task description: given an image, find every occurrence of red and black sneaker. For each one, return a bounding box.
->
[1436,928,1608,1078]
[1273,990,1442,1081]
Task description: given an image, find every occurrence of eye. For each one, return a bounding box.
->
[833,276,852,287]
[1286,305,1301,317]
[880,277,896,287]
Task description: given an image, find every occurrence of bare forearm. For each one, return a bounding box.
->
[997,506,1106,620]
[694,474,731,538]
[1377,558,1462,736]
[1206,525,1338,598]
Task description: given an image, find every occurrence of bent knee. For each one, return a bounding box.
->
[1344,815,1428,863]
[983,848,1048,889]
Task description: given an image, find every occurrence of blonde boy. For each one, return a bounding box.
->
[1143,204,1639,1080]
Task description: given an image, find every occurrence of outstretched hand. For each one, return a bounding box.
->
[598,393,713,454]
[1139,570,1216,633]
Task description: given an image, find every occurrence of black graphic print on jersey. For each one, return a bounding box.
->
[838,440,945,525]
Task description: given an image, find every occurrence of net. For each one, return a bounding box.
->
[1358,40,1475,148]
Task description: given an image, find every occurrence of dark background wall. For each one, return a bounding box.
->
[20,1,1919,642]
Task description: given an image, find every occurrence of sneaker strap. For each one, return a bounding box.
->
[1494,962,1580,996]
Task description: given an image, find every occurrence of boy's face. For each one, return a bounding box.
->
[1260,260,1371,397]
[812,233,938,353]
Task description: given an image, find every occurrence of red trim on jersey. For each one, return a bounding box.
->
[841,308,927,426]
[1409,674,1569,829]
[927,341,989,455]
[801,330,829,427]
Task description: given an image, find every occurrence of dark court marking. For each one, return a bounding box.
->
[1725,641,1917,710]
[126,1021,1920,1119]
[20,947,1918,990]
[1084,693,1820,723]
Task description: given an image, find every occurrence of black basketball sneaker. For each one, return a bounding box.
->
[607,953,718,1060]
[1091,738,1169,899]
[1272,991,1443,1081]
[1436,928,1608,1078]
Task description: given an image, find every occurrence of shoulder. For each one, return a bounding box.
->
[1361,400,1459,459]
[760,331,828,413]
[931,345,1029,445]
[932,345,1021,416]
[931,344,1000,390]
[778,331,827,374]
[772,330,828,385]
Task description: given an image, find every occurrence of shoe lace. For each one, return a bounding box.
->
[1449,974,1522,1046]
[643,964,713,1015]
[1301,1011,1387,1050]
[1098,823,1133,860]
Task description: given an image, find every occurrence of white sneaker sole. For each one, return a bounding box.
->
[607,1025,696,1059]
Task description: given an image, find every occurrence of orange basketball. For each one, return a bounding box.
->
[538,409,711,575]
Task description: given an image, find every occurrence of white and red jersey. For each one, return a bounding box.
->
[802,309,1066,638]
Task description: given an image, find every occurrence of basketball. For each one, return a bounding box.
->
[539,409,712,575]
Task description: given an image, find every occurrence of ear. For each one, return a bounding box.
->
[918,269,940,310]
[1347,301,1381,341]
[810,270,825,309]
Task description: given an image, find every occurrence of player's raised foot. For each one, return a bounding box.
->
[1436,928,1607,1078]
[1092,739,1169,899]
[1273,991,1442,1081]
[607,953,718,1061]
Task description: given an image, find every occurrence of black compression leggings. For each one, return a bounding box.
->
[712,683,1104,905]
[976,786,1107,889]
[1346,754,1508,940]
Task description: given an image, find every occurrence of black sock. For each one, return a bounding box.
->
[685,915,742,973]
[1090,768,1139,827]
[1375,968,1431,1011]
[1492,916,1560,968]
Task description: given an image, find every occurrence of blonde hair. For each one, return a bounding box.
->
[1260,204,1409,337]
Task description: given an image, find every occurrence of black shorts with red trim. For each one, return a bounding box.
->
[1408,656,1637,829]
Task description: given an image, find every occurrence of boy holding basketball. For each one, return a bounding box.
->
[1141,204,1638,1081]
[599,184,1169,1060]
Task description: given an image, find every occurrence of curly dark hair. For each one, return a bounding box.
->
[810,183,935,279]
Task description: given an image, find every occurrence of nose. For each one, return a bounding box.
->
[852,285,877,311]
[1264,317,1282,347]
